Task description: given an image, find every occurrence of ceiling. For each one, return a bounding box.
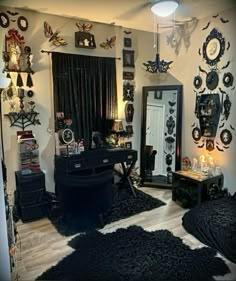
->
[1,0,236,32]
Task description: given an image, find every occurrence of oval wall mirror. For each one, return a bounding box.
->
[140,85,183,188]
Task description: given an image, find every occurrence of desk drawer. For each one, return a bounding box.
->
[66,158,88,172]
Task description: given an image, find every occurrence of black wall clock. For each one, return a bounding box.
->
[202,28,225,66]
[206,70,219,90]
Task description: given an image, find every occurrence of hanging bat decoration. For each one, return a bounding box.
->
[7,11,19,16]
[124,30,132,34]
[222,61,230,69]
[202,22,210,30]
[227,42,230,50]
[198,66,207,74]
[76,22,92,32]
[199,88,206,94]
[43,21,67,46]
[212,14,219,18]
[220,17,229,23]
[100,36,116,49]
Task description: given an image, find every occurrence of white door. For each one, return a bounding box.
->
[146,104,165,176]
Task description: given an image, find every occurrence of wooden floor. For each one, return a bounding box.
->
[11,187,236,281]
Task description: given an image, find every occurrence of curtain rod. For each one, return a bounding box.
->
[41,50,121,60]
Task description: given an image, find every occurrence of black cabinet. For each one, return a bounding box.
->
[172,170,224,208]
[15,171,48,222]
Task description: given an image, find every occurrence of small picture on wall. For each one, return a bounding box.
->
[123,50,135,67]
[124,37,132,48]
[125,141,132,149]
[123,71,134,80]
[126,125,133,137]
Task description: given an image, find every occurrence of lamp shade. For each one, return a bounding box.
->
[112,119,123,132]
[151,0,178,17]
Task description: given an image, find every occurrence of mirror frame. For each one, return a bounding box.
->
[140,85,183,188]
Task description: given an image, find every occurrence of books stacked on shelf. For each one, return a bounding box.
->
[17,130,40,175]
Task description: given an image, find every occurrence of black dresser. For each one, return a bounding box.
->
[15,170,48,222]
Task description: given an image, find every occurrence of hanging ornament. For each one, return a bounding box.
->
[143,23,173,73]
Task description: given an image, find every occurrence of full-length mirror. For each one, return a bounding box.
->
[140,85,182,187]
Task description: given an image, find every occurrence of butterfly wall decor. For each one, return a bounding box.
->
[76,22,92,33]
[43,21,67,46]
[100,36,116,49]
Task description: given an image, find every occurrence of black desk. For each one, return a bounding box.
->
[54,148,138,197]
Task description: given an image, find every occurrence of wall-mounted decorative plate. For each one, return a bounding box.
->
[193,76,202,89]
[17,16,28,31]
[202,28,225,66]
[0,12,10,28]
[223,72,234,87]
[220,129,232,145]
[192,127,201,141]
[206,70,219,90]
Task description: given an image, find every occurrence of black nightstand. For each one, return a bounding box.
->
[172,170,224,208]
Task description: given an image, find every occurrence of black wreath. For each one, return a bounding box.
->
[17,16,28,31]
[193,76,202,89]
[202,28,225,66]
[223,72,234,88]
[220,129,232,145]
[206,70,219,90]
[192,127,201,141]
[0,12,10,28]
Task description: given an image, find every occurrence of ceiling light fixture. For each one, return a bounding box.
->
[151,0,178,17]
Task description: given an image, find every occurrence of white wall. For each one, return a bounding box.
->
[161,8,236,193]
[0,6,235,195]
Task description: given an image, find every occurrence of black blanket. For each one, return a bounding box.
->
[182,194,236,263]
[36,225,229,281]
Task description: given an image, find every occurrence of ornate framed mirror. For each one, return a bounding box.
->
[140,85,182,188]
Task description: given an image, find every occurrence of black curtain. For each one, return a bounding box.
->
[51,52,118,150]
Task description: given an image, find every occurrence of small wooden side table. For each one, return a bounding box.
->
[172,170,224,206]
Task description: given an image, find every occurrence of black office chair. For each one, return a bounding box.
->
[56,168,116,226]
[145,145,157,181]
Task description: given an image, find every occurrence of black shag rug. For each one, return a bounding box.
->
[49,186,165,236]
[182,194,236,263]
[36,225,230,281]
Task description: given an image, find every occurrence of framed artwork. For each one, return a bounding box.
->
[202,28,225,66]
[123,49,135,67]
[124,37,132,48]
[126,125,133,137]
[125,141,132,149]
[123,71,134,80]
[123,82,134,102]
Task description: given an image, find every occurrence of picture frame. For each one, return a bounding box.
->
[123,49,135,67]
[124,37,132,48]
[125,141,132,149]
[123,71,134,80]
